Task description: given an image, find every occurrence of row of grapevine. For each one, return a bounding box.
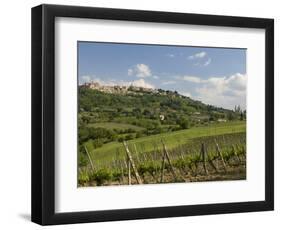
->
[78,133,246,186]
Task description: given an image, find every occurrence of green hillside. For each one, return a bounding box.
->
[85,121,246,163]
[78,87,246,166]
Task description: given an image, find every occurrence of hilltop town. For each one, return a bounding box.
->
[80,81,171,96]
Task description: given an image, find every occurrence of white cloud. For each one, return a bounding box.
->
[226,73,246,91]
[181,92,192,98]
[152,75,159,79]
[188,51,211,67]
[188,51,207,60]
[79,75,91,85]
[166,54,175,58]
[180,75,202,83]
[203,58,212,66]
[161,80,176,85]
[128,64,152,78]
[131,79,155,89]
[193,73,247,109]
[127,69,133,76]
[175,73,246,109]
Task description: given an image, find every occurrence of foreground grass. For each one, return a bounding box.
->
[85,121,246,163]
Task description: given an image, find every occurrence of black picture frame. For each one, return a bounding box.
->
[31,4,274,225]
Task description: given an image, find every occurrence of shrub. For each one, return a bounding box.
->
[91,139,104,148]
[118,137,124,142]
[178,118,190,129]
[78,170,90,186]
[91,169,112,186]
[112,171,122,181]
[78,152,88,167]
[138,162,160,177]
[125,134,134,141]
[135,132,142,138]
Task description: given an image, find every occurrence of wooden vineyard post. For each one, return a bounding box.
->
[127,158,131,185]
[143,153,147,161]
[232,144,241,163]
[119,159,125,183]
[180,152,185,160]
[133,144,140,163]
[84,146,95,172]
[123,156,128,169]
[122,157,129,184]
[201,143,209,175]
[215,142,227,172]
[161,139,177,182]
[208,157,218,173]
[123,142,143,185]
[160,148,166,183]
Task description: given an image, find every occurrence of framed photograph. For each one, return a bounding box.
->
[31,4,274,225]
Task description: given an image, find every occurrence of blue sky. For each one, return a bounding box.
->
[78,42,246,110]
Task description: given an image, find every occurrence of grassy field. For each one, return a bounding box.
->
[88,122,145,131]
[85,121,246,163]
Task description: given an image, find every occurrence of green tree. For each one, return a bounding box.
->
[177,118,190,129]
[227,112,235,121]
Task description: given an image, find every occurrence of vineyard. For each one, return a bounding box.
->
[78,131,246,186]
